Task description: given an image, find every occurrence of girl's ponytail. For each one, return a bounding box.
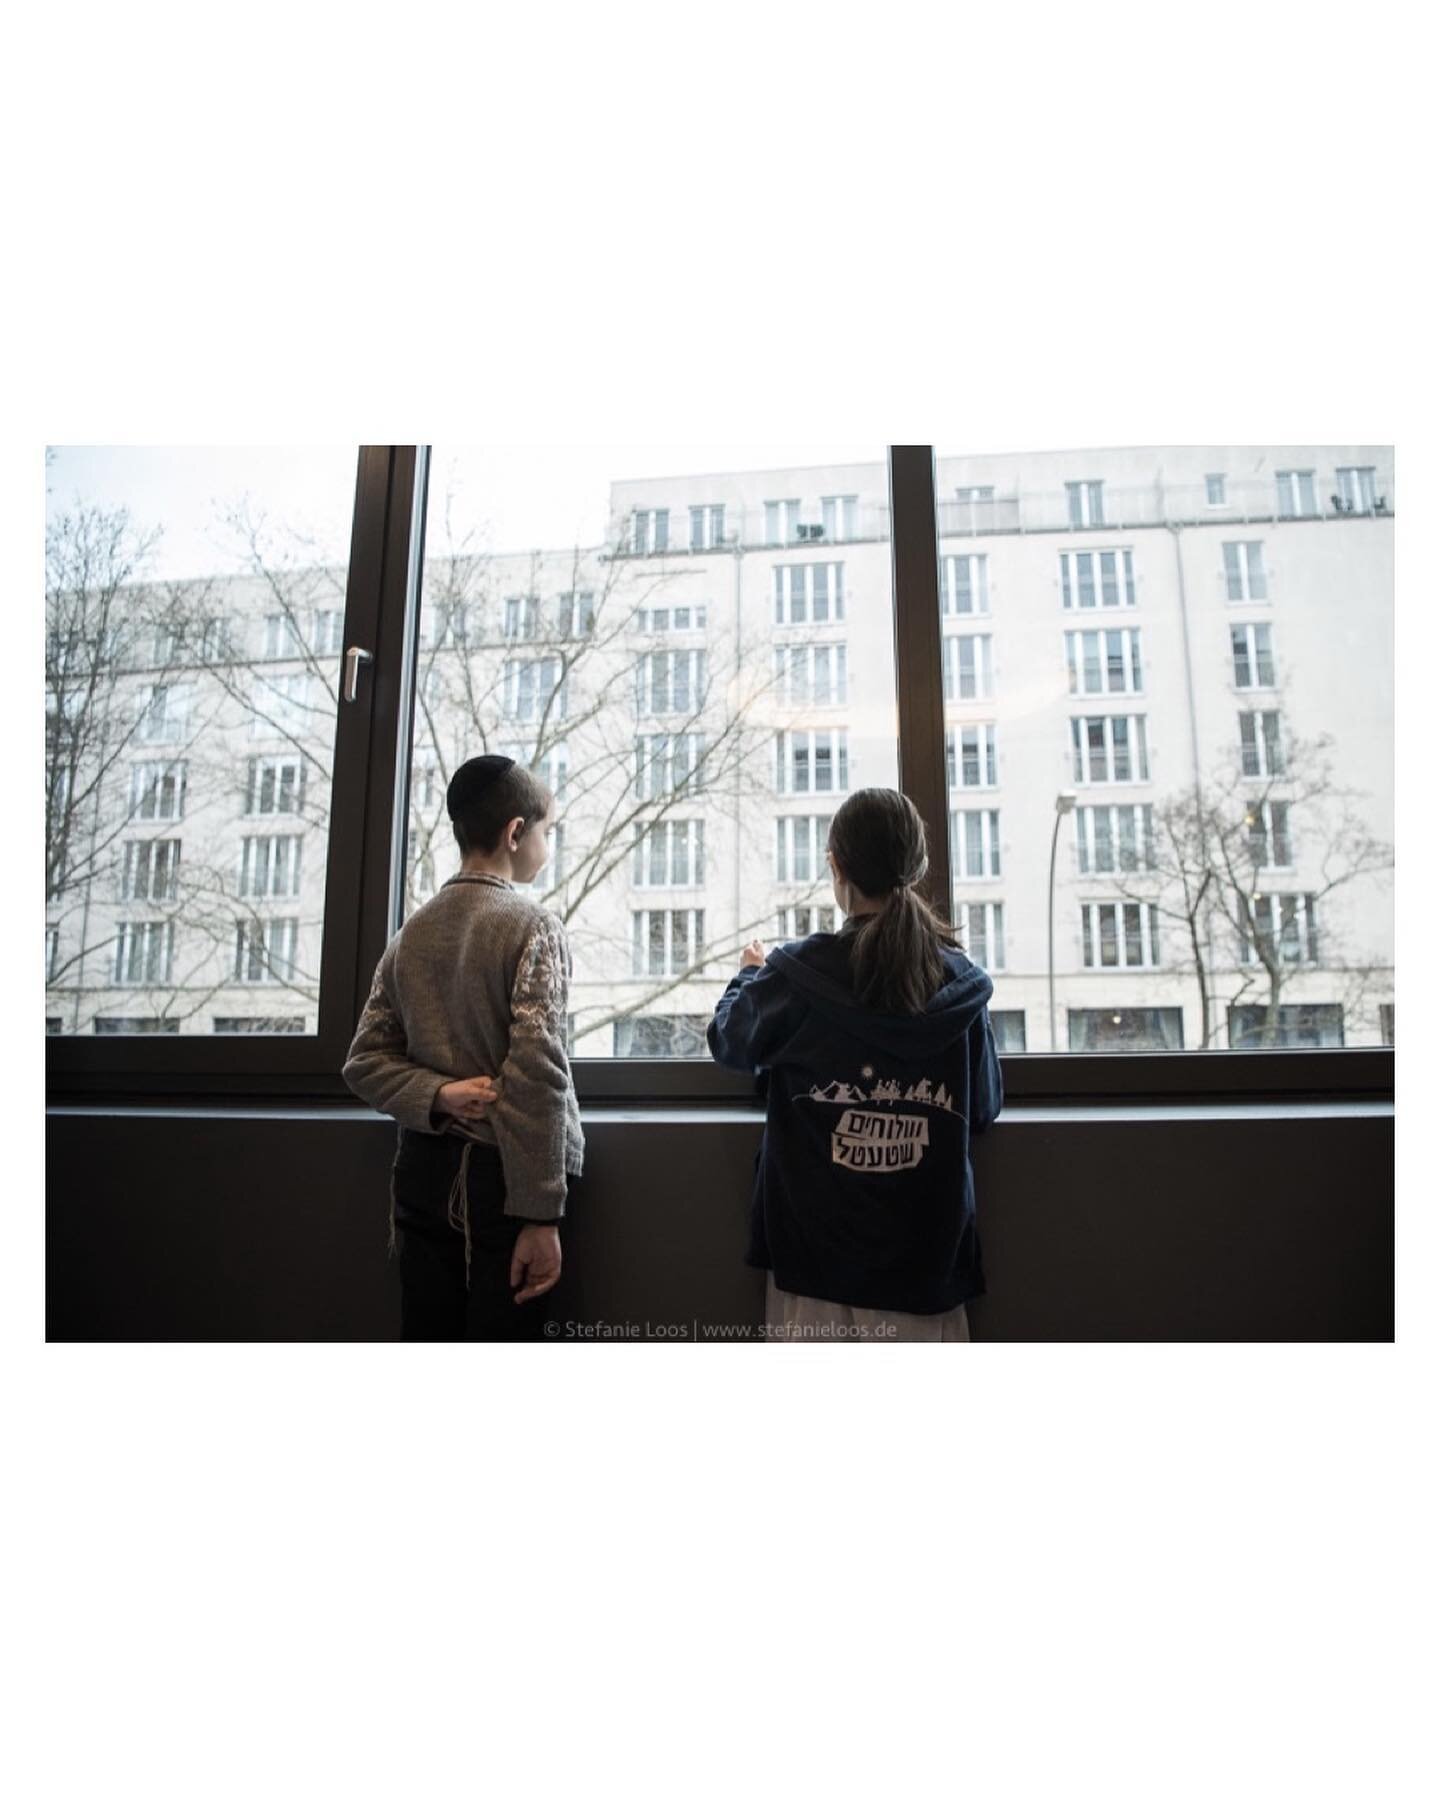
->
[828,789,957,1014]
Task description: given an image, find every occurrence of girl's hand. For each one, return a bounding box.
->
[435,1076,499,1121]
[740,939,766,969]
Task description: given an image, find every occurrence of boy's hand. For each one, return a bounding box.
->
[510,1224,562,1303]
[739,939,766,969]
[435,1076,499,1121]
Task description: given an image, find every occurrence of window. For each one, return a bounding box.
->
[634,650,705,717]
[1231,622,1274,689]
[957,900,1004,971]
[1076,804,1156,873]
[772,642,847,705]
[943,634,994,701]
[114,921,174,985]
[1380,1003,1394,1046]
[631,509,669,555]
[1244,799,1292,868]
[1069,1008,1183,1050]
[635,604,707,634]
[93,1016,181,1035]
[503,595,540,640]
[504,657,566,722]
[121,839,181,902]
[47,927,59,982]
[1276,469,1318,518]
[634,733,707,800]
[213,1016,306,1033]
[689,505,726,551]
[946,724,998,789]
[200,617,237,661]
[1335,466,1378,514]
[940,554,989,616]
[250,672,310,738]
[263,615,305,660]
[613,1015,709,1057]
[630,909,704,977]
[137,684,190,744]
[246,755,307,815]
[777,905,836,939]
[1080,901,1161,968]
[47,1017,63,1035]
[1223,542,1268,601]
[239,835,303,899]
[1071,715,1150,784]
[1228,1004,1343,1048]
[234,918,298,983]
[312,610,344,656]
[764,499,801,546]
[773,562,845,625]
[632,820,704,888]
[1205,474,1226,505]
[949,809,1001,879]
[1066,628,1143,695]
[557,591,596,637]
[775,815,833,883]
[1060,549,1136,609]
[1239,710,1285,778]
[990,1010,1026,1052]
[1239,893,1319,965]
[130,761,188,822]
[775,730,849,795]
[821,495,858,541]
[1066,480,1105,526]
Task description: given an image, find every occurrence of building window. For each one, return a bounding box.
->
[1069,1008,1183,1050]
[1276,469,1318,518]
[773,562,845,625]
[557,591,595,637]
[213,1016,307,1033]
[1223,542,1268,601]
[1239,710,1285,778]
[1066,480,1105,527]
[613,1015,709,1057]
[689,505,726,551]
[634,604,707,634]
[1065,628,1144,696]
[1071,715,1150,785]
[1060,549,1136,609]
[137,684,190,744]
[777,905,836,939]
[630,509,669,555]
[1231,622,1275,689]
[1228,1004,1343,1048]
[130,761,188,822]
[246,755,307,816]
[503,595,540,640]
[199,617,237,661]
[1379,1003,1394,1046]
[764,499,802,547]
[772,641,847,706]
[1205,474,1226,505]
[1076,804,1156,873]
[957,900,1004,971]
[776,730,849,795]
[312,611,344,656]
[121,839,181,902]
[949,808,1002,879]
[262,615,305,660]
[1239,893,1319,965]
[634,650,706,717]
[504,657,567,722]
[946,724,998,790]
[821,495,858,542]
[940,554,990,616]
[234,918,299,983]
[1244,799,1292,868]
[93,1016,181,1035]
[239,835,303,899]
[1080,901,1161,968]
[632,819,704,887]
[775,815,833,883]
[943,633,994,701]
[47,927,59,982]
[990,1010,1026,1053]
[250,672,310,738]
[634,733,707,800]
[114,920,175,985]
[47,1017,63,1034]
[630,910,704,978]
[1335,466,1378,514]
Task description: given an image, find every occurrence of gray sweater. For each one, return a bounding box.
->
[342,873,584,1221]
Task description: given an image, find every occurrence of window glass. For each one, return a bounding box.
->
[404,448,897,1056]
[45,448,358,1036]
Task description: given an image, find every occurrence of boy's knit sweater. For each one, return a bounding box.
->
[343,873,584,1222]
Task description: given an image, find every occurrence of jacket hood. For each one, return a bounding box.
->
[768,931,992,1059]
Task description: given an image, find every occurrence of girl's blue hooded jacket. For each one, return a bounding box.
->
[708,928,1003,1315]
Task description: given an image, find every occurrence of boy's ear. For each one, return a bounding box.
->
[506,813,527,850]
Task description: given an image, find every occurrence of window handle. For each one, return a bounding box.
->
[343,646,374,703]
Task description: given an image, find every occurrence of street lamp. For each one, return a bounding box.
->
[1048,791,1077,1052]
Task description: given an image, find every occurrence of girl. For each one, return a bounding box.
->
[343,753,583,1342]
[708,787,1003,1343]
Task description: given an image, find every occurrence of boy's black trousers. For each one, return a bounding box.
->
[390,1130,565,1342]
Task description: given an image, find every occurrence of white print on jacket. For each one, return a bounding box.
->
[801,1066,955,1174]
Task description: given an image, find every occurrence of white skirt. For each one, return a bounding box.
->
[765,1270,971,1343]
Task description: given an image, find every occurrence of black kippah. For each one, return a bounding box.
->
[446,754,516,819]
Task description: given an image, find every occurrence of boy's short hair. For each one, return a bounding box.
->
[446,755,552,855]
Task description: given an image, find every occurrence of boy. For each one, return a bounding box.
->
[343,753,583,1341]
